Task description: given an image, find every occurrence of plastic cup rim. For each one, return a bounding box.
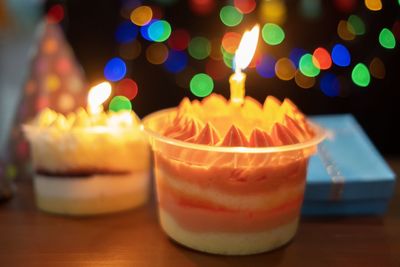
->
[142,108,327,154]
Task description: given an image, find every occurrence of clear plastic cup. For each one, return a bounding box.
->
[143,108,326,255]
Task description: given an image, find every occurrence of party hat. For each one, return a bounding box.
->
[5,21,87,180]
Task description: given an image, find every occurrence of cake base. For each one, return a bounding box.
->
[159,208,299,255]
[34,171,149,216]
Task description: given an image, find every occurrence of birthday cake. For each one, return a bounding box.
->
[24,108,150,215]
[144,94,324,255]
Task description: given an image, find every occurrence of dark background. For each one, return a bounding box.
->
[47,0,399,155]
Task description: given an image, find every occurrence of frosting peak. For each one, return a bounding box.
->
[162,94,315,147]
[221,125,249,147]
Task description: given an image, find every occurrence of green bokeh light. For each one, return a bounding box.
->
[299,53,320,77]
[351,63,370,87]
[109,96,132,112]
[190,73,214,97]
[148,20,172,42]
[347,15,365,35]
[188,37,211,60]
[221,46,235,69]
[262,23,285,45]
[379,28,396,49]
[219,6,243,27]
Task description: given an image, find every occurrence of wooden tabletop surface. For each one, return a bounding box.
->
[1,159,399,267]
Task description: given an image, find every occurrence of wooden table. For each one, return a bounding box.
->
[1,159,399,267]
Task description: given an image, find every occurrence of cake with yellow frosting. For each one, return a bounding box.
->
[24,108,150,216]
[143,93,324,255]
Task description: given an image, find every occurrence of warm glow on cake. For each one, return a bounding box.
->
[162,94,314,147]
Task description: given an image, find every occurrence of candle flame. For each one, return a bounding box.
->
[234,24,260,74]
[88,82,112,114]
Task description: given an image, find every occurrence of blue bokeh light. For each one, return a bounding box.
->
[331,44,351,67]
[256,55,276,78]
[140,19,158,41]
[320,72,340,97]
[289,48,306,68]
[164,50,188,73]
[115,21,139,43]
[104,57,127,82]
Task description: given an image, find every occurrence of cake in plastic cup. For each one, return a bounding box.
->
[23,108,150,216]
[143,94,325,255]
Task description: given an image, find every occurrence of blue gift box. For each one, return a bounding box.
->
[302,114,396,216]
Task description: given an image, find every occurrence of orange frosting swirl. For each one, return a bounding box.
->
[162,94,315,147]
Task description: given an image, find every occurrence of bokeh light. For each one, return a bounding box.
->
[352,63,370,87]
[331,44,351,67]
[168,29,190,51]
[164,50,188,73]
[275,58,296,80]
[188,37,211,60]
[45,74,60,92]
[262,23,285,45]
[58,93,75,112]
[256,55,276,78]
[104,57,127,82]
[146,43,169,64]
[148,20,172,42]
[369,57,386,79]
[210,38,223,60]
[116,78,138,100]
[47,4,64,24]
[120,0,142,19]
[190,73,214,97]
[379,28,396,49]
[320,73,340,97]
[259,0,286,24]
[221,32,241,54]
[313,47,332,70]
[119,41,142,60]
[347,15,365,36]
[289,48,306,67]
[300,0,322,19]
[334,0,357,13]
[234,0,257,14]
[109,96,132,112]
[295,70,315,88]
[189,0,216,15]
[220,5,243,27]
[221,47,235,69]
[365,0,382,11]
[205,59,230,80]
[140,20,155,41]
[115,21,139,43]
[337,20,355,41]
[299,53,320,77]
[130,5,153,26]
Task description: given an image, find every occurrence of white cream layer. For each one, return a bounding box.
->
[34,171,149,199]
[159,208,298,255]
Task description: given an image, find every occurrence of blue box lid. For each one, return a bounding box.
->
[305,114,396,201]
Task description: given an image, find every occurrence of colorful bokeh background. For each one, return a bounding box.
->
[20,0,400,155]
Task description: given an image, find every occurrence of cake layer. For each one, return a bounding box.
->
[158,180,302,233]
[34,172,149,215]
[155,153,308,195]
[156,167,305,210]
[159,208,298,255]
[25,126,150,173]
[34,171,149,198]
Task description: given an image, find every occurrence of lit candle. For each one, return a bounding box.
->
[229,24,260,105]
[87,81,112,115]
